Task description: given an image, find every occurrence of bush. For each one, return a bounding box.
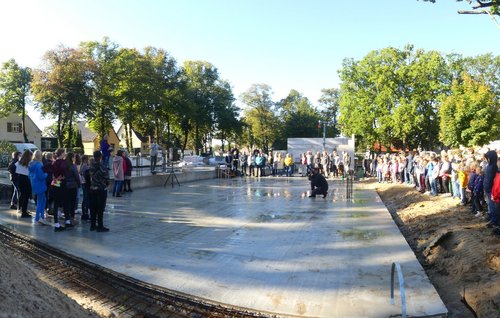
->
[0,141,15,168]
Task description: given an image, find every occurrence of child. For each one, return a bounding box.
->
[458,162,469,206]
[430,158,440,196]
[472,167,484,217]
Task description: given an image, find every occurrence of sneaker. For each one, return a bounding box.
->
[36,220,46,226]
[96,227,109,232]
[10,204,17,210]
[29,199,35,204]
[486,222,494,228]
[20,213,32,218]
[475,212,482,217]
[54,226,65,232]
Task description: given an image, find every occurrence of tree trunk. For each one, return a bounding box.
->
[21,106,28,143]
[67,116,73,148]
[195,124,200,155]
[57,107,63,148]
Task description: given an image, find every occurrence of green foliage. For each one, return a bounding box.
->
[0,140,16,154]
[419,0,500,16]
[0,59,32,142]
[240,84,279,152]
[338,46,447,150]
[72,147,84,154]
[439,73,500,147]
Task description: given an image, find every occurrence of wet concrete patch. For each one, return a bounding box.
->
[338,228,385,241]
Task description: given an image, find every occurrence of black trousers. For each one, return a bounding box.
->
[90,189,107,228]
[64,188,78,219]
[51,186,70,224]
[311,187,328,197]
[18,175,31,214]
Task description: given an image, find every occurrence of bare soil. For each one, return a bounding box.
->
[371,180,500,318]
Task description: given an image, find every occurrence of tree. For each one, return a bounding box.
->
[0,59,32,143]
[79,38,119,141]
[439,73,500,147]
[240,84,278,152]
[420,0,500,16]
[32,46,90,147]
[318,88,341,137]
[338,46,448,151]
[274,89,321,149]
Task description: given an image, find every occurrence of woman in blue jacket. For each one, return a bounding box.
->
[29,150,48,224]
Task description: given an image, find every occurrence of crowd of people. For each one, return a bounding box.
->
[7,146,134,233]
[223,148,352,179]
[365,148,500,236]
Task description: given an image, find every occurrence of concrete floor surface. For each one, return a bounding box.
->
[0,177,447,317]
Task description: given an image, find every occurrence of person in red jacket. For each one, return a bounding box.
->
[491,171,500,236]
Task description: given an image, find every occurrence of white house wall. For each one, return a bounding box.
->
[0,113,42,148]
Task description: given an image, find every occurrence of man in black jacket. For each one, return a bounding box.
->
[309,168,329,198]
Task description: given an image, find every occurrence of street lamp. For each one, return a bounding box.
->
[318,120,328,151]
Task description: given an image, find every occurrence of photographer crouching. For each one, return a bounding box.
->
[308,167,329,198]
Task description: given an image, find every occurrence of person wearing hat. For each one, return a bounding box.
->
[308,167,329,198]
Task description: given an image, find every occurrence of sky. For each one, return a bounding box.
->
[0,0,499,130]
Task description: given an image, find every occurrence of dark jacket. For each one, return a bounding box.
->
[124,157,133,176]
[65,164,81,189]
[8,158,18,182]
[483,150,498,193]
[468,171,477,192]
[90,161,109,191]
[474,175,484,196]
[310,172,329,191]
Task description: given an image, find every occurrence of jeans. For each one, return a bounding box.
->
[35,192,46,221]
[151,155,157,172]
[430,178,438,196]
[460,187,467,204]
[452,180,461,198]
[285,165,293,177]
[114,180,123,195]
[485,192,497,224]
[377,171,383,183]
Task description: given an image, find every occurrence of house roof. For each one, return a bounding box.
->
[116,124,148,142]
[78,121,98,142]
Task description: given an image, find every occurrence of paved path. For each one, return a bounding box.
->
[0,178,447,317]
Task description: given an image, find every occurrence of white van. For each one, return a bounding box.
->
[13,143,39,153]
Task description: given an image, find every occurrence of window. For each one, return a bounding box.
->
[7,122,22,133]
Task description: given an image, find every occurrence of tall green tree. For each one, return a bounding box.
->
[439,73,500,147]
[318,88,341,137]
[181,61,220,154]
[79,37,119,141]
[240,84,278,152]
[338,46,447,151]
[32,46,90,147]
[0,59,32,143]
[274,89,321,149]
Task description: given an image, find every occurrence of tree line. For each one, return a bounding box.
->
[1,39,499,155]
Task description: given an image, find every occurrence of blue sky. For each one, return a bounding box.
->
[0,0,499,129]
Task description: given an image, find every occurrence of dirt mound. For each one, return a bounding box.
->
[0,244,99,318]
[373,181,500,318]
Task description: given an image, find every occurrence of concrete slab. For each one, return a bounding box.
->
[0,178,447,317]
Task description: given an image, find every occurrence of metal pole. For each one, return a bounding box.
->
[323,121,327,151]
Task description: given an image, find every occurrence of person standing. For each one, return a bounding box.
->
[239,152,248,176]
[123,151,133,192]
[149,138,160,173]
[89,151,110,232]
[51,148,69,231]
[284,153,294,177]
[64,153,80,223]
[100,135,111,169]
[112,150,124,197]
[483,150,498,227]
[16,150,33,218]
[8,151,21,210]
[29,150,48,225]
[79,155,91,220]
